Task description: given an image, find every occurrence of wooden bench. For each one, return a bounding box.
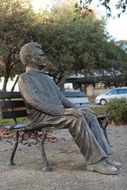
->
[0,91,110,171]
[63,91,89,105]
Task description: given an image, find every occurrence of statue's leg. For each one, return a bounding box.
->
[42,108,107,165]
[68,114,107,164]
[40,108,120,174]
[79,108,111,155]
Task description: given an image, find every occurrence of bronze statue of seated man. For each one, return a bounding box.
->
[18,42,121,175]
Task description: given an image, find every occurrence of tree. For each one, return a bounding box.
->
[33,5,107,87]
[94,40,127,87]
[79,0,127,16]
[0,1,127,90]
[33,4,127,89]
[0,0,36,91]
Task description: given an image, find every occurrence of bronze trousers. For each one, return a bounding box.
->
[31,108,110,164]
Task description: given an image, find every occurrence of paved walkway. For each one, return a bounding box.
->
[0,125,127,190]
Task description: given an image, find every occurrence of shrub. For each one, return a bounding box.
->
[105,98,127,125]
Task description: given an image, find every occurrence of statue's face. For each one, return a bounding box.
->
[20,42,47,70]
[31,46,47,70]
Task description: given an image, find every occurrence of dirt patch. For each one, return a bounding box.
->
[0,125,127,190]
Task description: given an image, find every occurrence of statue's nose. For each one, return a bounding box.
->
[43,55,47,60]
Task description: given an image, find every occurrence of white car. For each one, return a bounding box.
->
[95,87,127,105]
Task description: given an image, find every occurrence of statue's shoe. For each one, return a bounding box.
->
[86,159,119,175]
[106,158,121,168]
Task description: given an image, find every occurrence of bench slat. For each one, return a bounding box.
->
[1,110,27,119]
[0,92,21,99]
[63,91,87,97]
[67,97,89,104]
[0,100,25,109]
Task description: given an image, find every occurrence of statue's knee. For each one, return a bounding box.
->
[70,115,82,124]
[80,108,94,114]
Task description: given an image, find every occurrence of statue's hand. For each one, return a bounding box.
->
[73,104,81,109]
[65,108,84,117]
[79,107,95,114]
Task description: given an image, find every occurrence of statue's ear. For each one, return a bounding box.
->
[25,55,32,65]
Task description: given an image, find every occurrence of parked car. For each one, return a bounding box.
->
[95,87,127,105]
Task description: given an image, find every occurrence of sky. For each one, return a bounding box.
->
[89,0,127,41]
[31,0,127,41]
[106,15,127,40]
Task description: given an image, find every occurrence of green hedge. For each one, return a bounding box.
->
[106,98,127,125]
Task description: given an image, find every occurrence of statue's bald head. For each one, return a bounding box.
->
[20,42,43,66]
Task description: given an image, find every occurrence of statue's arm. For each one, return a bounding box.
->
[51,79,75,108]
[61,96,76,108]
[18,76,65,116]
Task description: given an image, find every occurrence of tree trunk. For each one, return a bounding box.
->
[2,75,9,91]
[11,76,19,92]
[2,52,13,91]
[56,73,65,91]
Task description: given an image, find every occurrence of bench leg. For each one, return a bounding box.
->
[98,118,111,146]
[40,130,53,172]
[103,126,111,146]
[9,131,19,165]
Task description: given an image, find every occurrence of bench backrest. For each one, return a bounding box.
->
[0,91,89,121]
[63,91,89,105]
[0,92,27,123]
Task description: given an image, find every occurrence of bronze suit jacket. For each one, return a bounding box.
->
[18,70,74,125]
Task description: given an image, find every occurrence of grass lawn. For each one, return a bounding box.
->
[0,117,27,126]
[90,105,107,115]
